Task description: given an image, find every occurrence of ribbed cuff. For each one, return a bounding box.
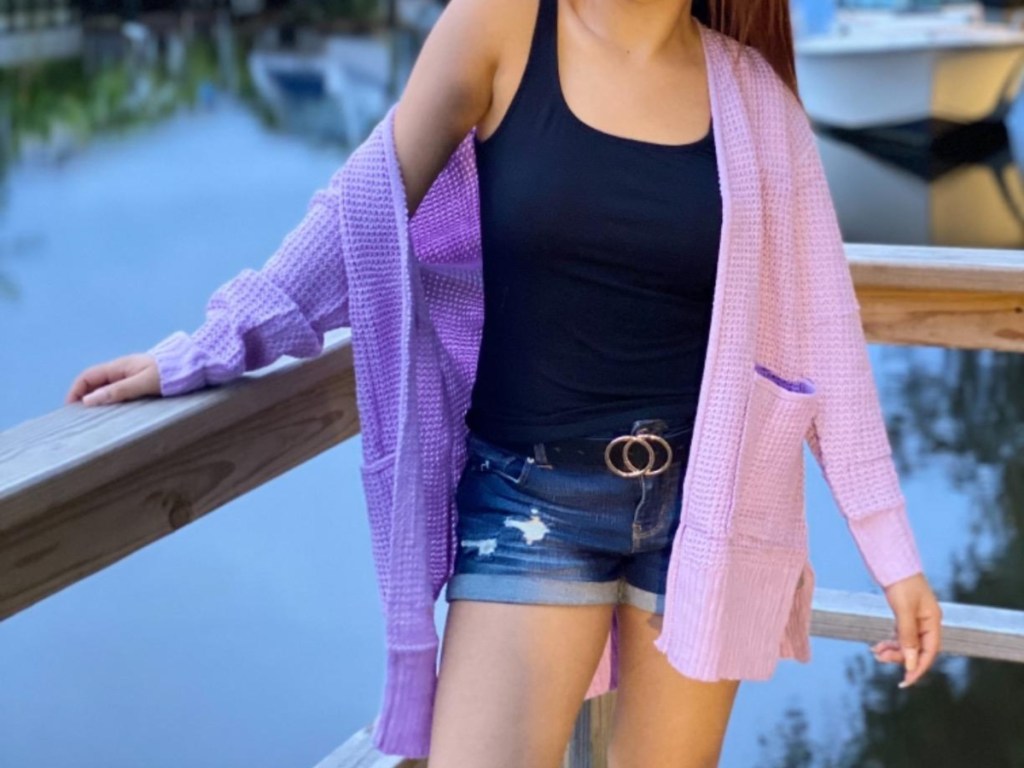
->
[847,503,924,588]
[145,331,207,397]
[370,644,439,759]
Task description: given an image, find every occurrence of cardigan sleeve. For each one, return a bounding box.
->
[794,133,925,589]
[145,166,352,397]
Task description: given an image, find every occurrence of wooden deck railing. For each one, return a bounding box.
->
[2,243,1023,767]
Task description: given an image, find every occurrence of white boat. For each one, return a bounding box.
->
[795,3,1024,141]
[246,0,440,144]
[247,34,394,145]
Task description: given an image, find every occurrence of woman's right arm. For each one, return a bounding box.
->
[67,0,506,406]
[390,0,507,216]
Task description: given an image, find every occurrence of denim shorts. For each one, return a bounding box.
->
[445,417,693,615]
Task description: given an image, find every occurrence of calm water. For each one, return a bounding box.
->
[1,22,1021,768]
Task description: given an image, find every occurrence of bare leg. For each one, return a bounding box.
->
[607,602,741,768]
[428,598,616,768]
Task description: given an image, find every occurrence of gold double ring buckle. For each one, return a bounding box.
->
[603,432,674,478]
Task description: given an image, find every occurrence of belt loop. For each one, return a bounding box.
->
[630,417,667,436]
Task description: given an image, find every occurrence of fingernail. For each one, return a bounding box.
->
[904,647,919,673]
[898,679,911,689]
[87,390,110,406]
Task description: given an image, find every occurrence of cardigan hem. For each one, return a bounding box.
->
[371,643,439,758]
[654,528,810,682]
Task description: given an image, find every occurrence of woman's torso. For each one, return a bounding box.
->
[464,0,723,444]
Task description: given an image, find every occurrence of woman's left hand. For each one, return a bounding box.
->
[870,572,943,688]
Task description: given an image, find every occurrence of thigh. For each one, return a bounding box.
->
[608,603,741,768]
[429,598,616,768]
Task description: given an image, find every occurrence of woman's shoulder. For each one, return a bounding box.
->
[702,24,814,160]
[701,25,794,101]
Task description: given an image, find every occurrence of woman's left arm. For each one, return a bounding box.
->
[792,121,943,687]
[144,165,352,397]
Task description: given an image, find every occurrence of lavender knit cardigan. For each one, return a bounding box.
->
[147,23,925,758]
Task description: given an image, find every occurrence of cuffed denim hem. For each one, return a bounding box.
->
[445,573,666,615]
[619,580,665,614]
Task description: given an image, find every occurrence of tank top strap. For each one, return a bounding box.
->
[511,0,560,111]
[535,0,560,68]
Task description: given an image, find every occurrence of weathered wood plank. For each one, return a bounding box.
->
[0,330,358,620]
[847,244,1024,352]
[314,694,618,768]
[312,722,425,767]
[858,287,1024,352]
[564,693,615,768]
[812,587,1024,663]
[847,243,1024,293]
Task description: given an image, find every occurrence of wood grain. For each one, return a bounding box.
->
[812,587,1024,663]
[312,723,425,767]
[0,330,358,620]
[848,244,1024,352]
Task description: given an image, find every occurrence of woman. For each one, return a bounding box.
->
[66,0,943,765]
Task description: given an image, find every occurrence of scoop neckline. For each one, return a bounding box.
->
[552,1,713,151]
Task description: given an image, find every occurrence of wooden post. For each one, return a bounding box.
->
[563,693,616,768]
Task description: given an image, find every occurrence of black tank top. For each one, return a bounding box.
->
[464,0,722,443]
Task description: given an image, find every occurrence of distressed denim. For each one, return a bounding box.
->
[445,418,694,614]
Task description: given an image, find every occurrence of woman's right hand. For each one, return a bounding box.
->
[873,572,943,688]
[66,354,162,407]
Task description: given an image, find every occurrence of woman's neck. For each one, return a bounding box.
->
[568,0,700,63]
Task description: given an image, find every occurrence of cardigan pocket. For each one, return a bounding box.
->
[727,364,819,549]
[360,450,398,603]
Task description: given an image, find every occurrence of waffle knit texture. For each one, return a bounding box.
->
[146,22,924,759]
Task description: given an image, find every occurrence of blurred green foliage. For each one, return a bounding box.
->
[0,36,223,157]
[286,0,382,31]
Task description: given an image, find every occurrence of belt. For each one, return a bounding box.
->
[488,418,695,478]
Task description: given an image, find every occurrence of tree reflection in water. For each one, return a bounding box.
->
[0,23,259,303]
[757,347,1024,768]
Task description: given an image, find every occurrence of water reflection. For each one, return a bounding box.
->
[756,346,1024,766]
[0,9,426,308]
[818,132,1024,246]
[248,34,395,144]
[3,20,230,163]
[2,6,1023,767]
[0,16,246,301]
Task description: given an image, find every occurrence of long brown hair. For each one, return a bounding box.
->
[692,0,800,98]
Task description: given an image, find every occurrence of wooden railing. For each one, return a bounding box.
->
[2,243,1023,767]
